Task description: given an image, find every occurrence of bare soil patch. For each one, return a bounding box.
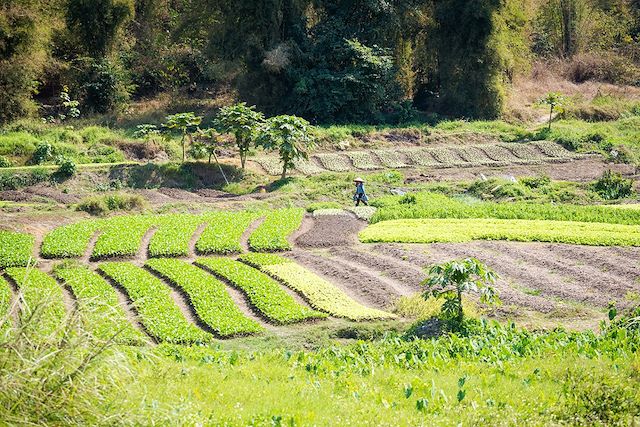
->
[295,215,365,248]
[24,185,80,204]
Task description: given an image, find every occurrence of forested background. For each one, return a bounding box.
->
[1,0,639,125]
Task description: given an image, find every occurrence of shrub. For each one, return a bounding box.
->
[31,142,54,165]
[0,156,11,168]
[591,170,634,200]
[77,193,146,216]
[54,157,76,179]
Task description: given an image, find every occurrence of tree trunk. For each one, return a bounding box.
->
[181,134,186,163]
[240,151,246,169]
[548,105,554,131]
[457,289,463,323]
[281,164,287,180]
[208,153,212,164]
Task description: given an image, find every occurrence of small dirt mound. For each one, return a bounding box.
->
[295,215,365,248]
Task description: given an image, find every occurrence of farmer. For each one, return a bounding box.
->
[353,177,369,206]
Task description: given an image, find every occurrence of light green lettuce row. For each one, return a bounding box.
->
[55,266,148,345]
[196,211,261,254]
[239,253,395,321]
[360,218,640,246]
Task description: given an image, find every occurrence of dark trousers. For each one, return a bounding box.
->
[355,196,368,206]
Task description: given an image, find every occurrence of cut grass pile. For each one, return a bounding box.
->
[240,253,395,321]
[360,218,640,246]
[5,268,66,338]
[145,259,263,336]
[248,208,304,251]
[255,141,582,176]
[371,191,640,225]
[98,262,211,344]
[54,266,147,344]
[195,258,326,324]
[0,231,34,268]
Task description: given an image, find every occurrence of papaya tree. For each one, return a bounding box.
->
[257,115,314,180]
[539,92,565,131]
[422,258,500,323]
[214,103,264,170]
[163,112,202,163]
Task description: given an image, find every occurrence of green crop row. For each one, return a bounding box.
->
[98,262,211,344]
[5,267,66,339]
[195,258,325,324]
[0,230,34,268]
[371,191,640,225]
[148,215,203,258]
[196,211,260,254]
[41,220,102,258]
[248,208,304,251]
[54,266,148,345]
[92,215,157,260]
[360,218,640,246]
[145,259,263,337]
[0,276,12,332]
[239,253,395,321]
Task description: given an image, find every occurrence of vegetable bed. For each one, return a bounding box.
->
[55,266,147,344]
[0,230,34,268]
[195,258,325,324]
[360,218,640,246]
[99,262,211,344]
[240,253,395,321]
[146,259,263,336]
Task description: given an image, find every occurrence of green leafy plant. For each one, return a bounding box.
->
[215,103,264,170]
[257,115,315,179]
[5,267,66,339]
[591,170,634,200]
[539,92,566,131]
[195,211,260,255]
[54,157,77,179]
[422,258,499,323]
[248,208,304,251]
[194,128,230,185]
[0,156,12,168]
[163,112,203,163]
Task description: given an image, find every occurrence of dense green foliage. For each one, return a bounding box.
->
[361,218,640,246]
[240,253,395,321]
[145,259,264,337]
[148,215,202,258]
[41,220,102,258]
[195,258,326,324]
[54,266,147,344]
[98,262,211,343]
[91,216,155,259]
[0,230,33,268]
[1,0,637,123]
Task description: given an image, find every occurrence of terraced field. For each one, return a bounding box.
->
[1,202,639,340]
[254,141,587,175]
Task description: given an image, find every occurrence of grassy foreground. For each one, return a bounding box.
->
[2,316,638,425]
